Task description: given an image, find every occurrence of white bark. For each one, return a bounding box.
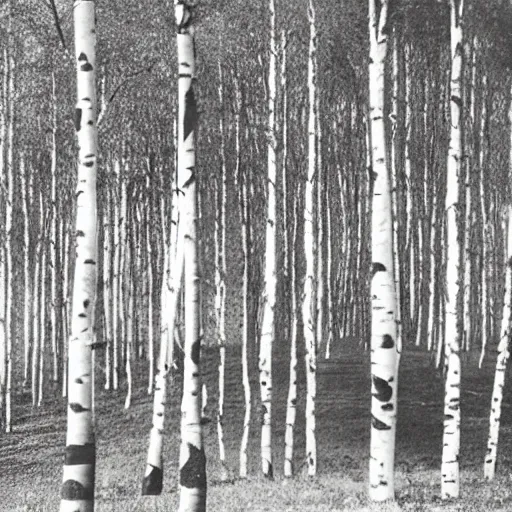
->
[62,218,70,399]
[38,230,47,408]
[441,0,464,499]
[368,0,399,501]
[235,77,252,479]
[258,0,277,479]
[146,195,155,394]
[103,191,112,391]
[285,193,300,477]
[31,192,43,408]
[60,2,98,509]
[303,0,318,477]
[484,206,512,481]
[176,7,207,510]
[4,47,14,431]
[142,216,184,495]
[50,70,59,384]
[21,155,32,389]
[479,74,489,369]
[112,161,121,391]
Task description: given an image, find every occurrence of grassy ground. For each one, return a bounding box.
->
[2,344,512,511]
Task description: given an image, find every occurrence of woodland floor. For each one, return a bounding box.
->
[3,343,512,511]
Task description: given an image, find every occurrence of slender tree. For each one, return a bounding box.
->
[142,214,184,495]
[235,74,252,479]
[484,206,512,481]
[368,0,399,502]
[258,0,278,480]
[441,0,464,499]
[303,0,318,477]
[215,54,228,481]
[4,44,14,432]
[60,1,98,510]
[175,1,207,510]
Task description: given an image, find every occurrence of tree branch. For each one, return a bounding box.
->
[97,61,158,128]
[47,0,67,50]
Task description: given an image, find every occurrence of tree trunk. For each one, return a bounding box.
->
[484,206,512,481]
[215,55,228,481]
[4,46,14,431]
[368,0,399,501]
[176,4,207,510]
[21,156,32,389]
[441,0,464,499]
[60,2,98,509]
[303,0,318,477]
[258,0,278,480]
[285,191,300,477]
[50,70,60,385]
[235,76,252,479]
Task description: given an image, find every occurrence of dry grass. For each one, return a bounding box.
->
[2,345,512,511]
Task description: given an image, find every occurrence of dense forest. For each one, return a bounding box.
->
[1,0,512,511]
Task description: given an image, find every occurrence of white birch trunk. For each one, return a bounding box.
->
[4,47,14,431]
[146,199,155,394]
[369,0,399,501]
[103,191,112,391]
[175,5,207,510]
[112,162,120,391]
[62,219,70,399]
[404,45,414,339]
[234,78,252,479]
[0,48,5,420]
[31,193,42,408]
[285,193,300,477]
[60,2,98,509]
[258,0,277,479]
[316,92,324,353]
[303,0,318,477]
[142,217,184,495]
[50,70,60,384]
[119,178,127,371]
[38,232,47,407]
[21,155,32,389]
[325,175,334,360]
[124,231,133,410]
[215,56,229,481]
[479,74,489,369]
[484,206,512,481]
[441,0,464,499]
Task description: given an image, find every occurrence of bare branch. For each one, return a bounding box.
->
[97,61,158,128]
[47,0,67,50]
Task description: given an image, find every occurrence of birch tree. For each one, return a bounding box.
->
[142,202,184,496]
[259,0,278,480]
[484,206,512,481]
[235,74,252,479]
[368,0,399,502]
[175,1,207,510]
[303,0,318,477]
[215,55,228,481]
[60,1,98,510]
[4,45,14,432]
[441,0,464,499]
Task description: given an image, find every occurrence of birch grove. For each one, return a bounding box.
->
[5,0,512,510]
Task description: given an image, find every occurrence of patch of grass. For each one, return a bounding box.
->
[3,346,512,511]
